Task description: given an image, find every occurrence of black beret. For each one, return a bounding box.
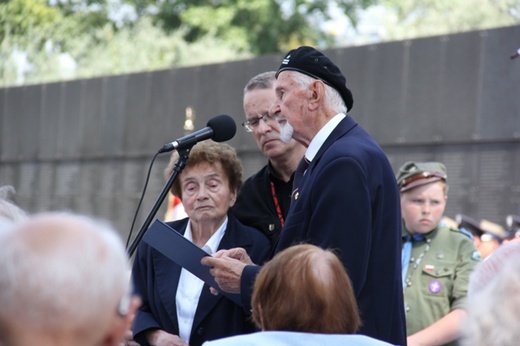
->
[275,46,354,112]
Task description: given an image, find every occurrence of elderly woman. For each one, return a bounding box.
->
[131,141,270,346]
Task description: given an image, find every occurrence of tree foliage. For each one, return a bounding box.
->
[124,0,377,54]
[1,0,518,86]
[379,0,520,40]
[1,0,376,86]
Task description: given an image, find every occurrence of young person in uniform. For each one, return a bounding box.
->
[398,161,481,346]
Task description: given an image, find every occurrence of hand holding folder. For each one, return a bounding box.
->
[142,219,242,305]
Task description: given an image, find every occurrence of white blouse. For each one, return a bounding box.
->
[175,218,227,343]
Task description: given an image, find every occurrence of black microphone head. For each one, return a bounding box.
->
[207,114,236,143]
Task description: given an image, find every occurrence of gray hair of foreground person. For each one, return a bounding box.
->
[251,244,361,333]
[461,242,520,346]
[0,212,137,346]
[0,185,28,232]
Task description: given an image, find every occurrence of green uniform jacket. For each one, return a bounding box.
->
[403,225,480,345]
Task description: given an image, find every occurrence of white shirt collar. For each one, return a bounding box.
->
[305,113,346,162]
[185,217,228,254]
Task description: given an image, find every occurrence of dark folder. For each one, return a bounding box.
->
[142,219,242,305]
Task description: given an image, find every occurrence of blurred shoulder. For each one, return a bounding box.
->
[446,225,475,243]
[440,225,481,260]
[202,331,395,346]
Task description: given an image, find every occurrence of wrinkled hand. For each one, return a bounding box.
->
[201,248,254,294]
[213,248,254,264]
[147,330,189,346]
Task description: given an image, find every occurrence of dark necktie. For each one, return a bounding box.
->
[292,157,310,200]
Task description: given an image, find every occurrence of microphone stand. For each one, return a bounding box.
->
[127,146,193,257]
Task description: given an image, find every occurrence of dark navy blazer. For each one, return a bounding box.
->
[242,115,407,345]
[132,214,270,346]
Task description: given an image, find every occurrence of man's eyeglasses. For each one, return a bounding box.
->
[242,113,276,132]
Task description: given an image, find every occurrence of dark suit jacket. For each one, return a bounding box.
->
[132,214,270,346]
[242,115,407,345]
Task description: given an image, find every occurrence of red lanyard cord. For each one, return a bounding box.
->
[270,181,284,228]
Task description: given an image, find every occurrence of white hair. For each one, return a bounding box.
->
[0,212,130,343]
[290,72,347,114]
[0,185,28,234]
[467,242,520,296]
[461,243,520,346]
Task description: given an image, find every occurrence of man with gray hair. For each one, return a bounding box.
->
[232,71,305,249]
[0,212,140,346]
[203,46,406,345]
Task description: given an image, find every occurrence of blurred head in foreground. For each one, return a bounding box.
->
[251,243,361,334]
[0,212,139,346]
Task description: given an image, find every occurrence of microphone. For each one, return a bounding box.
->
[158,114,236,153]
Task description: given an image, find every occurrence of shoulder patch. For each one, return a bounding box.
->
[451,226,474,240]
[472,250,482,261]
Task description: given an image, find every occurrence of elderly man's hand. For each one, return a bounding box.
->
[201,248,254,294]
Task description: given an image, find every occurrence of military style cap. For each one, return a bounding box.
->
[480,219,506,242]
[276,46,354,111]
[505,215,520,240]
[396,161,447,192]
[456,214,484,237]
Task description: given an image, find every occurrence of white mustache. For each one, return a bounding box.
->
[278,118,294,143]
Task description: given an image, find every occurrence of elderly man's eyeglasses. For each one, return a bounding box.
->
[242,113,276,132]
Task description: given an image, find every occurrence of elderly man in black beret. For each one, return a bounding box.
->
[203,46,406,345]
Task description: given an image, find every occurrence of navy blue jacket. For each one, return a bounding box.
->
[242,116,407,345]
[133,215,270,346]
